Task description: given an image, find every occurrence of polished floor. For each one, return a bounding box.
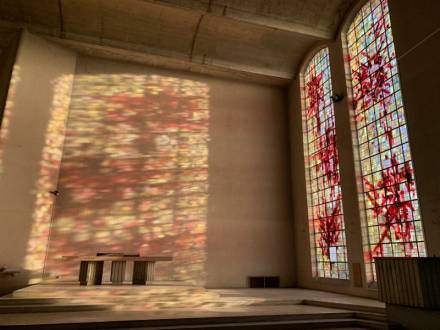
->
[0,283,384,327]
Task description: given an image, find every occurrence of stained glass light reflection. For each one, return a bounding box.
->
[302,48,348,279]
[346,0,426,281]
[45,73,210,285]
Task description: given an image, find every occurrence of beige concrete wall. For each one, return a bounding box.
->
[388,0,440,256]
[45,55,294,288]
[0,31,76,282]
[289,0,440,298]
[0,27,20,121]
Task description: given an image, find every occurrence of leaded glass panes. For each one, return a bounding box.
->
[302,48,349,279]
[346,0,426,282]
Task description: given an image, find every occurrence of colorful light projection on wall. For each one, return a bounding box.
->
[0,65,20,174]
[45,72,210,285]
[302,48,348,279]
[25,74,74,276]
[346,0,426,281]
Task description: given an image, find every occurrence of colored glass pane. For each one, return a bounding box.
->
[302,48,349,279]
[346,0,426,281]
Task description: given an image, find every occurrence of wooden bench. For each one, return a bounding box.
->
[64,255,173,286]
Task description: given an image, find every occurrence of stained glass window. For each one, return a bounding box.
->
[346,0,426,281]
[302,48,348,279]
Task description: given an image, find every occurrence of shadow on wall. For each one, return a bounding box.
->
[44,72,210,286]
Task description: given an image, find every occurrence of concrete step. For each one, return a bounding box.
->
[0,298,67,305]
[125,319,366,329]
[0,313,392,329]
[356,318,401,330]
[249,299,304,306]
[294,305,396,330]
[0,319,363,330]
[354,312,388,323]
[303,300,385,315]
[356,317,402,330]
[0,303,110,313]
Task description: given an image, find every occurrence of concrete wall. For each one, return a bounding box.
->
[0,27,20,122]
[289,0,440,298]
[45,55,294,288]
[388,0,440,257]
[0,31,76,282]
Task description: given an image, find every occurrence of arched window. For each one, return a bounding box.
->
[302,48,348,279]
[345,0,426,281]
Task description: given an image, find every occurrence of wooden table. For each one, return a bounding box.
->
[65,256,173,286]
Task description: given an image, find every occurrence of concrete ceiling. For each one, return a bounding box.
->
[0,0,355,85]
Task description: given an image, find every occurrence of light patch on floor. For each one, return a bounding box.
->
[0,284,384,326]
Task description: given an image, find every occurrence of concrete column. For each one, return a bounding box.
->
[0,31,76,282]
[328,36,371,294]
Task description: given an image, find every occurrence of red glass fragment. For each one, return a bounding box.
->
[348,9,417,260]
[306,66,342,263]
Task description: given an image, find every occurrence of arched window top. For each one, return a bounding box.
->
[303,48,331,112]
[301,47,349,279]
[346,0,395,115]
[345,0,426,282]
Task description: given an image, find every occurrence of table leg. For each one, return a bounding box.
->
[132,261,156,285]
[132,261,147,285]
[110,261,126,284]
[79,261,89,285]
[146,261,156,282]
[87,261,104,285]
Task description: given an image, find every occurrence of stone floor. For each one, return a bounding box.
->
[0,283,385,326]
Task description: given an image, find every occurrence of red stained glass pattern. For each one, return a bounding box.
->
[346,0,426,281]
[302,48,348,279]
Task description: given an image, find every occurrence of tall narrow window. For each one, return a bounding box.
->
[346,0,426,281]
[302,48,348,279]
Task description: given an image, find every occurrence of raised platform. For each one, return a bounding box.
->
[0,283,392,329]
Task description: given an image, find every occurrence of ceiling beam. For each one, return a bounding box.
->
[46,35,291,86]
[0,9,293,85]
[141,0,332,40]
